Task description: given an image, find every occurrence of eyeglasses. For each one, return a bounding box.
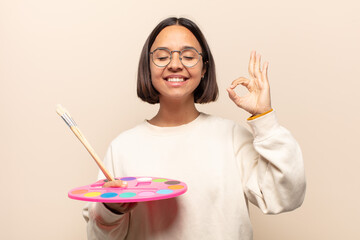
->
[149,47,203,68]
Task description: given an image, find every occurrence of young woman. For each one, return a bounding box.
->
[83,17,306,240]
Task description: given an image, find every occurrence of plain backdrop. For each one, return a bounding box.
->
[1,0,359,239]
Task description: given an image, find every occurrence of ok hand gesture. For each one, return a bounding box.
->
[227,51,272,116]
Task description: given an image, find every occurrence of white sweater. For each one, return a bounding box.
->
[83,111,306,240]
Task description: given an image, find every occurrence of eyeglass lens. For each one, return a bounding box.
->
[152,49,200,67]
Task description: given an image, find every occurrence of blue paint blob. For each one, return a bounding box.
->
[100,192,118,198]
[156,189,173,194]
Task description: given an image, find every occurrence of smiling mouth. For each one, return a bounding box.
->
[166,78,186,82]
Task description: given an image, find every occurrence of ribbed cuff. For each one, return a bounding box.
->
[247,109,273,121]
[247,110,280,142]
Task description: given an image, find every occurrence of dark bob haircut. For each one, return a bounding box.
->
[137,17,218,104]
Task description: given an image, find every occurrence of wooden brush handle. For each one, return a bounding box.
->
[70,127,115,181]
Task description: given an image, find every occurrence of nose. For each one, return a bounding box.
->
[167,51,183,71]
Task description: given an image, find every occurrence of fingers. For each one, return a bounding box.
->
[119,202,138,212]
[226,87,237,101]
[126,202,138,211]
[103,180,128,188]
[104,202,138,214]
[248,51,262,79]
[248,51,256,78]
[228,51,271,113]
[226,88,242,107]
[227,77,250,107]
[261,61,269,85]
[249,51,270,86]
[102,180,137,214]
[254,53,262,79]
[230,77,250,89]
[227,77,250,105]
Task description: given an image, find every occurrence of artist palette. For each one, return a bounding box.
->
[68,176,187,203]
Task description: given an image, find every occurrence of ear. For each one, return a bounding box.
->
[201,61,208,78]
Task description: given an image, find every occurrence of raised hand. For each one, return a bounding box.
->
[227,51,272,116]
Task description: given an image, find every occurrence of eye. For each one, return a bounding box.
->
[181,49,197,59]
[157,56,169,61]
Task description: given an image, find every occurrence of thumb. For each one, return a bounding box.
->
[226,88,243,108]
[103,180,128,188]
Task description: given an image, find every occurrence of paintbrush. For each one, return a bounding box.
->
[56,104,115,181]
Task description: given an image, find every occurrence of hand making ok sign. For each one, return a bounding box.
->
[227,51,272,116]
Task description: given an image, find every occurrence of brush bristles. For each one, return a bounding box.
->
[56,104,67,116]
[56,104,77,127]
[56,104,72,119]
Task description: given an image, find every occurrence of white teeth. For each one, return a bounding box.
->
[167,78,185,82]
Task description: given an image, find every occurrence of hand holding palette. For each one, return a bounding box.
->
[56,105,187,203]
[69,176,188,203]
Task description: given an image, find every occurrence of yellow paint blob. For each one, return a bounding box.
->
[84,192,102,197]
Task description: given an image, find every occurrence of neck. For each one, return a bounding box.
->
[149,96,200,127]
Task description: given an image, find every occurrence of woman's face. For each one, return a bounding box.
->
[150,25,206,102]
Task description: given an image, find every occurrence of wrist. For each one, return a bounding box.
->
[103,203,124,215]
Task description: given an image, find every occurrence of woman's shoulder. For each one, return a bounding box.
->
[201,113,241,128]
[199,113,250,135]
[110,121,148,145]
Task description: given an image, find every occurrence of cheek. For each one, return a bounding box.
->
[191,66,204,78]
[150,65,162,81]
[149,66,164,93]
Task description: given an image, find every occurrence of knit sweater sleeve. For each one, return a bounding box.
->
[82,144,130,240]
[234,110,306,214]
